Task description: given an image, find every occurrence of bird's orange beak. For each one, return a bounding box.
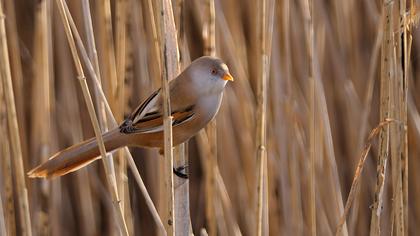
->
[222,73,234,81]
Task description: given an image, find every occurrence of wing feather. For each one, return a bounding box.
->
[120,90,195,134]
[130,89,161,124]
[132,107,195,133]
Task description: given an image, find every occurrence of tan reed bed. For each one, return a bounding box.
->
[1,0,420,235]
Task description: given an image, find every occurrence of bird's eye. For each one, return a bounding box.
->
[211,69,217,75]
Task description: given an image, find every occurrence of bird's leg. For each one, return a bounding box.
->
[173,165,188,179]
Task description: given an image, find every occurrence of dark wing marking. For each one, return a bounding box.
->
[120,105,195,134]
[129,89,161,122]
[120,89,160,134]
[136,112,161,123]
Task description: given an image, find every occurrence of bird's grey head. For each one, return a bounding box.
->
[188,56,233,94]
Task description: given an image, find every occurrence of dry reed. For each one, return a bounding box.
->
[255,0,275,235]
[203,0,217,235]
[158,0,178,234]
[173,1,191,235]
[1,0,420,235]
[0,1,32,235]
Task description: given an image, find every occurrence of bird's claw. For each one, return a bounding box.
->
[173,165,188,179]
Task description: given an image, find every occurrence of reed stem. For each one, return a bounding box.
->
[0,2,32,235]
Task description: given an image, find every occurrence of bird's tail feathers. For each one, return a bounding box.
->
[28,128,127,178]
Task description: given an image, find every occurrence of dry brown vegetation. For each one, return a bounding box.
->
[1,0,420,235]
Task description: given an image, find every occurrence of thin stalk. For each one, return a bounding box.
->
[369,2,393,235]
[158,0,180,234]
[115,0,132,233]
[54,0,128,235]
[390,5,404,232]
[0,2,32,235]
[4,0,27,163]
[256,0,274,235]
[400,0,409,234]
[302,0,316,234]
[0,75,15,236]
[81,0,108,131]
[174,1,190,235]
[174,143,190,235]
[203,0,217,235]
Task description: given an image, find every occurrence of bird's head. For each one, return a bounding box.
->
[188,56,233,94]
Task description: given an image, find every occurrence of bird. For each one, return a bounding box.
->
[28,56,233,178]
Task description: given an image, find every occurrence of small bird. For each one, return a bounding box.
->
[28,56,233,178]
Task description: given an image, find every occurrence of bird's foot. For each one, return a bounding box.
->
[173,165,188,179]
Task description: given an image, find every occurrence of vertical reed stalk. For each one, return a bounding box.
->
[3,0,27,162]
[256,0,274,235]
[400,1,410,234]
[174,143,190,235]
[203,0,217,235]
[0,2,32,235]
[390,1,405,234]
[54,0,128,235]
[0,71,14,236]
[174,1,191,235]
[369,1,393,235]
[159,0,180,234]
[81,0,108,131]
[302,0,316,234]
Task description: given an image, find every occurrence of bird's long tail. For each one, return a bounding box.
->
[28,128,129,178]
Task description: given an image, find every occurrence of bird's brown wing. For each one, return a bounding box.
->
[129,88,161,123]
[130,105,195,133]
[120,89,195,135]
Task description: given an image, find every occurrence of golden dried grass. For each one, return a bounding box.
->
[0,0,418,235]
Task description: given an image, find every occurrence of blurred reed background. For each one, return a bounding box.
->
[0,0,420,235]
